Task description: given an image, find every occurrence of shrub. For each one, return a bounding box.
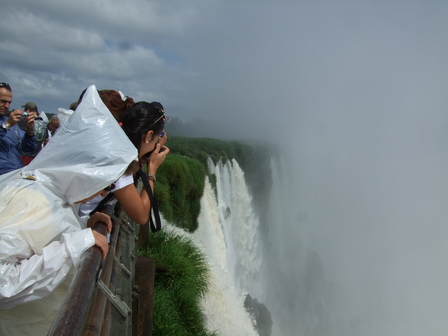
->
[140,229,215,336]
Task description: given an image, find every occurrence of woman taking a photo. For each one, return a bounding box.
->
[79,91,170,226]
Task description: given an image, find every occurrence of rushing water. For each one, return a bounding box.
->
[192,158,259,335]
[191,156,305,335]
[190,155,332,335]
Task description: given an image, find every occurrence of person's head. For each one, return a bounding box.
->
[75,159,139,203]
[76,189,109,204]
[150,101,164,111]
[22,101,39,117]
[69,101,78,111]
[22,85,138,204]
[48,116,60,132]
[121,102,166,158]
[0,82,12,115]
[77,87,88,105]
[98,90,135,122]
[150,101,167,144]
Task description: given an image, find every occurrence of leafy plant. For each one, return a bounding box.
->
[156,154,205,232]
[140,229,216,336]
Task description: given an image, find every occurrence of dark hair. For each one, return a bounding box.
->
[78,88,88,103]
[150,101,164,110]
[0,82,11,92]
[98,90,135,122]
[121,101,165,153]
[124,160,140,176]
[69,101,78,110]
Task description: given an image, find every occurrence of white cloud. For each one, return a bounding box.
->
[0,1,195,110]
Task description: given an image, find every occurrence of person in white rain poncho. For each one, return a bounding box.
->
[0,85,138,335]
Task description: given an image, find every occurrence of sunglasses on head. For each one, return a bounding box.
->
[0,82,11,90]
[153,108,166,125]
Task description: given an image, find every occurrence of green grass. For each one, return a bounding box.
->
[140,229,216,336]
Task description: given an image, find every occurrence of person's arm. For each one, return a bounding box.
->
[114,181,153,225]
[0,228,98,309]
[114,143,170,225]
[0,111,22,140]
[20,115,36,153]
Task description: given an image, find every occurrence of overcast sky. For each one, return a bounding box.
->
[2,1,447,143]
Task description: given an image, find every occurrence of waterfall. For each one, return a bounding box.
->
[208,158,262,291]
[192,155,309,335]
[192,158,260,335]
[192,155,323,335]
[192,141,448,335]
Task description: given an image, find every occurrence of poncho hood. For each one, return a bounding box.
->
[4,85,138,204]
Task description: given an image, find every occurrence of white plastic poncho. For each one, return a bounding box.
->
[0,85,137,333]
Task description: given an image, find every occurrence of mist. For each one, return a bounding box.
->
[184,3,448,335]
[273,109,448,334]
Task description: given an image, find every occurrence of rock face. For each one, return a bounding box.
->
[244,294,273,336]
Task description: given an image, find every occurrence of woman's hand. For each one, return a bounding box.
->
[159,131,168,145]
[148,143,170,174]
[87,212,112,233]
[92,230,109,259]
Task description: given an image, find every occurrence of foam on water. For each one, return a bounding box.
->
[192,173,258,335]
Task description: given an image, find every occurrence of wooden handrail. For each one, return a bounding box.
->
[82,215,121,336]
[47,203,155,336]
[47,221,108,336]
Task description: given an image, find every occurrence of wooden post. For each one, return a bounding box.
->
[134,256,155,336]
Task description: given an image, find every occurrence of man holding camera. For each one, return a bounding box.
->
[0,82,36,175]
[20,101,47,165]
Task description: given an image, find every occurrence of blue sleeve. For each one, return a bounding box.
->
[0,128,7,140]
[21,133,36,154]
[0,117,8,140]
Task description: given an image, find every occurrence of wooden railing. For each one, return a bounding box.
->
[48,204,155,336]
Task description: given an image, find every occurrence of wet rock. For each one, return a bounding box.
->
[244,294,273,336]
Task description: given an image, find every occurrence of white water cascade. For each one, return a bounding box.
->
[192,158,261,335]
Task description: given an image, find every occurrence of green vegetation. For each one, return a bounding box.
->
[140,229,216,336]
[156,154,205,232]
[166,136,253,175]
[155,136,254,232]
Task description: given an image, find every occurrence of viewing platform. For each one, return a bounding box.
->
[48,202,155,336]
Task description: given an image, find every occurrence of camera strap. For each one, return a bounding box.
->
[89,169,162,233]
[89,192,116,216]
[138,169,162,233]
